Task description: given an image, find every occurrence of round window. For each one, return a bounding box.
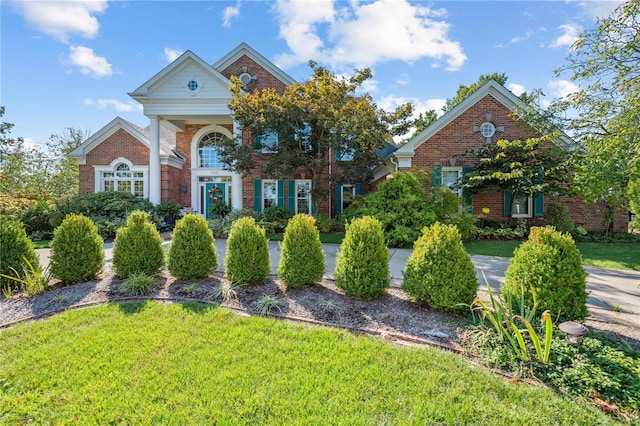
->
[187,80,198,91]
[480,122,496,138]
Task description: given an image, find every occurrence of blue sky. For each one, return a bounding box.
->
[1,0,624,149]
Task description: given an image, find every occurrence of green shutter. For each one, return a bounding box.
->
[462,166,473,212]
[432,166,442,186]
[254,179,262,213]
[287,180,295,211]
[253,134,262,151]
[277,180,285,207]
[503,191,512,217]
[335,185,342,215]
[355,183,362,195]
[534,194,544,217]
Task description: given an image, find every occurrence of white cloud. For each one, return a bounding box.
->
[11,0,107,43]
[396,73,410,86]
[66,46,112,78]
[379,95,446,117]
[164,47,183,63]
[507,83,527,96]
[548,80,580,99]
[550,23,583,49]
[273,0,466,71]
[511,29,534,44]
[222,1,241,28]
[84,98,143,112]
[578,1,625,20]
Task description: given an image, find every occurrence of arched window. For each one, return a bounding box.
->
[101,163,145,198]
[199,132,229,168]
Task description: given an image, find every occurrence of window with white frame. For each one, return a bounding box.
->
[512,195,532,218]
[199,132,229,168]
[295,124,313,153]
[263,180,277,210]
[296,180,311,214]
[259,131,279,153]
[342,185,356,211]
[442,167,463,197]
[101,163,145,198]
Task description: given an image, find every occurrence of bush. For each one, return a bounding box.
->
[50,214,104,284]
[544,200,574,233]
[262,206,294,232]
[208,202,232,219]
[121,272,155,296]
[278,214,324,288]
[0,216,41,292]
[314,215,344,233]
[443,212,478,241]
[168,214,218,280]
[19,199,54,240]
[208,209,263,238]
[342,171,437,248]
[224,217,270,284]
[402,222,477,312]
[334,216,389,299]
[153,201,182,229]
[112,211,165,278]
[502,226,588,321]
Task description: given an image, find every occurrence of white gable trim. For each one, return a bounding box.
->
[129,50,232,100]
[213,42,296,86]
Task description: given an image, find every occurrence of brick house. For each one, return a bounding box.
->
[70,43,626,230]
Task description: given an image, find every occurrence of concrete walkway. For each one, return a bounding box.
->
[37,240,640,317]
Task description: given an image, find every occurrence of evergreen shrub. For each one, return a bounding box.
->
[278,214,324,288]
[112,211,165,278]
[334,216,389,299]
[0,216,41,291]
[19,199,54,240]
[402,222,477,312]
[502,226,588,321]
[50,214,104,284]
[544,200,574,233]
[168,214,218,280]
[224,217,270,284]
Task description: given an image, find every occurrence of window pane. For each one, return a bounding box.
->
[513,196,530,215]
[296,181,311,214]
[118,181,131,194]
[116,164,130,172]
[104,180,114,192]
[342,185,354,211]
[199,147,225,168]
[442,169,462,196]
[263,182,277,209]
[133,172,144,178]
[134,181,144,198]
[261,131,279,153]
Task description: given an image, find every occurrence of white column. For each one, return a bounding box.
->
[232,120,243,210]
[149,116,161,205]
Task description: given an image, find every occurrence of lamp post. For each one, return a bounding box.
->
[559,321,589,347]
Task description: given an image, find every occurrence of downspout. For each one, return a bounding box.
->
[390,155,399,173]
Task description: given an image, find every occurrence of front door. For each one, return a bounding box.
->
[205,183,226,219]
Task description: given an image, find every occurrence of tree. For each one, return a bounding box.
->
[220,62,414,214]
[459,135,573,218]
[442,72,508,113]
[552,1,640,227]
[401,110,438,144]
[46,128,86,197]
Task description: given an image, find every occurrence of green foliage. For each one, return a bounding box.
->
[543,200,574,233]
[208,202,231,219]
[334,216,389,299]
[168,214,218,280]
[314,215,344,233]
[208,208,262,238]
[0,256,51,297]
[254,295,283,316]
[121,272,155,296]
[343,171,437,248]
[262,206,294,232]
[503,226,588,321]
[112,211,165,278]
[443,212,478,240]
[442,73,509,113]
[50,214,104,284]
[19,199,54,240]
[402,222,477,312]
[209,282,238,303]
[0,216,41,292]
[278,214,325,288]
[224,217,270,284]
[154,201,182,229]
[52,191,157,238]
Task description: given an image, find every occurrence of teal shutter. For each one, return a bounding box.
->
[355,183,362,195]
[287,180,295,211]
[534,194,544,217]
[462,166,473,211]
[254,179,262,213]
[503,191,512,217]
[277,180,285,207]
[432,166,442,186]
[335,149,341,160]
[335,185,342,215]
[253,134,262,151]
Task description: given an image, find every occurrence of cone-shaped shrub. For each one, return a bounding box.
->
[112,210,165,278]
[168,214,217,280]
[225,217,270,284]
[278,214,324,288]
[0,216,41,290]
[50,214,104,284]
[503,226,587,321]
[402,222,477,312]
[334,216,389,299]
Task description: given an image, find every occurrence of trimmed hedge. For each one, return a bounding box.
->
[168,214,218,280]
[112,211,165,278]
[334,216,389,299]
[0,216,41,290]
[224,217,270,284]
[278,214,324,288]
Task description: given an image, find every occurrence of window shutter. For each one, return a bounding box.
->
[355,183,362,195]
[534,194,544,217]
[503,191,512,217]
[253,135,262,151]
[335,185,342,215]
[462,166,473,211]
[432,166,442,186]
[277,180,285,207]
[254,179,262,213]
[287,180,295,211]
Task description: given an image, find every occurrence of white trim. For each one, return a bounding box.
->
[94,160,149,199]
[295,179,312,215]
[262,179,278,211]
[512,195,533,218]
[442,166,463,197]
[190,124,234,170]
[212,42,296,86]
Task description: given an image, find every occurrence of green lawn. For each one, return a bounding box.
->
[464,240,640,271]
[0,302,616,425]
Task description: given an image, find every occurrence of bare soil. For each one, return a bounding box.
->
[2,267,640,352]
